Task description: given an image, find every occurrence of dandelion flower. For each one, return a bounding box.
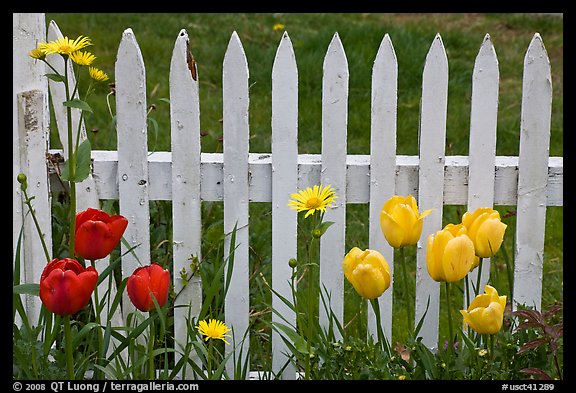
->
[196,319,231,344]
[70,51,96,66]
[288,184,337,218]
[43,35,92,56]
[273,23,285,31]
[28,43,48,60]
[89,67,109,82]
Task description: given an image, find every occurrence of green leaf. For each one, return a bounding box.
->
[59,159,72,181]
[44,73,65,82]
[63,99,93,113]
[74,139,92,183]
[59,139,92,183]
[318,221,335,236]
[272,322,309,355]
[13,283,40,296]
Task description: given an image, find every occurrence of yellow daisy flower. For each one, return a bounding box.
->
[288,184,337,218]
[43,35,92,56]
[89,67,109,82]
[28,43,48,60]
[70,51,96,66]
[196,319,231,344]
[273,23,285,31]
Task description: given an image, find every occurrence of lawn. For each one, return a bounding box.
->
[44,12,563,373]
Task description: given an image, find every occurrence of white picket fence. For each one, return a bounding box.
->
[13,14,563,379]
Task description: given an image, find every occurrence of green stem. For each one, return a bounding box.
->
[445,282,454,351]
[305,213,319,380]
[399,246,412,331]
[475,258,484,297]
[370,298,390,356]
[207,339,213,379]
[21,187,51,262]
[64,59,77,258]
[64,315,74,380]
[90,260,103,379]
[148,315,155,380]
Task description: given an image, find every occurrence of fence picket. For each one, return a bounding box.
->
[271,32,298,379]
[319,33,348,337]
[415,34,448,348]
[169,29,203,376]
[513,33,552,311]
[465,34,499,306]
[115,28,151,317]
[13,13,50,324]
[368,34,397,341]
[223,31,250,376]
[17,90,51,324]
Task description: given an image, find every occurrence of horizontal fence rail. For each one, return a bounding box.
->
[14,14,563,380]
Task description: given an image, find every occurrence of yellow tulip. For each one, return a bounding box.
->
[426,223,475,282]
[380,195,432,249]
[342,247,391,300]
[462,207,507,258]
[460,285,507,334]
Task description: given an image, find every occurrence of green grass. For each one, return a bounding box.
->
[45,12,563,372]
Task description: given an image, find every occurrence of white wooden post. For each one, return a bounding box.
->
[116,28,151,317]
[368,34,397,341]
[13,12,50,325]
[465,34,499,307]
[415,34,448,349]
[169,29,203,376]
[319,33,348,338]
[513,33,552,311]
[223,31,250,377]
[271,31,298,379]
[17,90,52,324]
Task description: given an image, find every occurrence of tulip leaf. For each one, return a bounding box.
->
[272,322,309,354]
[63,99,93,113]
[12,283,40,296]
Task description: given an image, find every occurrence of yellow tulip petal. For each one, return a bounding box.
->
[475,219,507,257]
[380,211,405,248]
[441,235,474,282]
[350,264,386,300]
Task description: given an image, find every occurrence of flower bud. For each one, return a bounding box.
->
[312,228,322,238]
[342,247,391,300]
[288,258,298,268]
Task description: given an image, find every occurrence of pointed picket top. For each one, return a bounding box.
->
[273,31,297,73]
[474,33,499,78]
[118,28,144,62]
[323,32,348,70]
[424,33,448,72]
[374,33,397,70]
[224,31,249,76]
[171,29,199,85]
[524,33,551,79]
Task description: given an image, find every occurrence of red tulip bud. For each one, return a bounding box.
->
[127,263,170,312]
[75,208,128,260]
[39,258,98,316]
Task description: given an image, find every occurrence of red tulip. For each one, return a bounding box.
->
[39,258,98,316]
[75,208,128,260]
[127,263,170,312]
